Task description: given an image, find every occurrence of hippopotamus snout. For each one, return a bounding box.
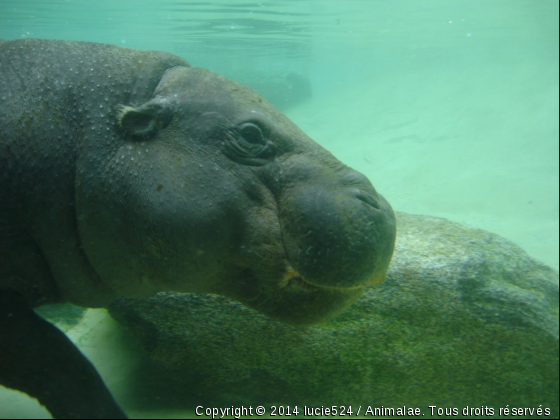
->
[279,164,396,290]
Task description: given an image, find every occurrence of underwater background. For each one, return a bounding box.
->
[0,0,558,418]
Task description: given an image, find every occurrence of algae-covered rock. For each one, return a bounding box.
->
[109,212,559,416]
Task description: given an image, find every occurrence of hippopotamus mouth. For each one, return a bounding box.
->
[280,268,378,292]
[280,268,322,291]
[286,274,322,291]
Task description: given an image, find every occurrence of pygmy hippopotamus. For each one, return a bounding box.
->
[0,38,396,418]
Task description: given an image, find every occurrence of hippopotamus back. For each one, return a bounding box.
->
[0,39,189,307]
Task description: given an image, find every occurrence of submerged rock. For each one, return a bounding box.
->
[110,212,559,416]
[36,303,86,332]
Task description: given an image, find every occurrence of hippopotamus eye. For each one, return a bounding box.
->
[239,122,265,145]
[223,121,274,165]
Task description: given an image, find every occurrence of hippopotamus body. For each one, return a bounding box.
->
[0,39,396,418]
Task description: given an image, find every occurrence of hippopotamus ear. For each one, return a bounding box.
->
[118,99,173,138]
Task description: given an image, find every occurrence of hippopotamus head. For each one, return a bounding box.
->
[78,66,396,326]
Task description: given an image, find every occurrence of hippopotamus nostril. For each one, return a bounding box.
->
[343,168,375,188]
[355,190,380,210]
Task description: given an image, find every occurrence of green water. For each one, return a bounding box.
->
[0,0,558,418]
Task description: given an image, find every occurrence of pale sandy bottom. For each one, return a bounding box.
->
[1,59,558,419]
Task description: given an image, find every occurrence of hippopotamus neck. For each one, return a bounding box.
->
[0,39,189,307]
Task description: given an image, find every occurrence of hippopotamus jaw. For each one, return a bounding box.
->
[224,159,395,327]
[278,254,387,292]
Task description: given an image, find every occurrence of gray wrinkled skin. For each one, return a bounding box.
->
[0,39,396,326]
